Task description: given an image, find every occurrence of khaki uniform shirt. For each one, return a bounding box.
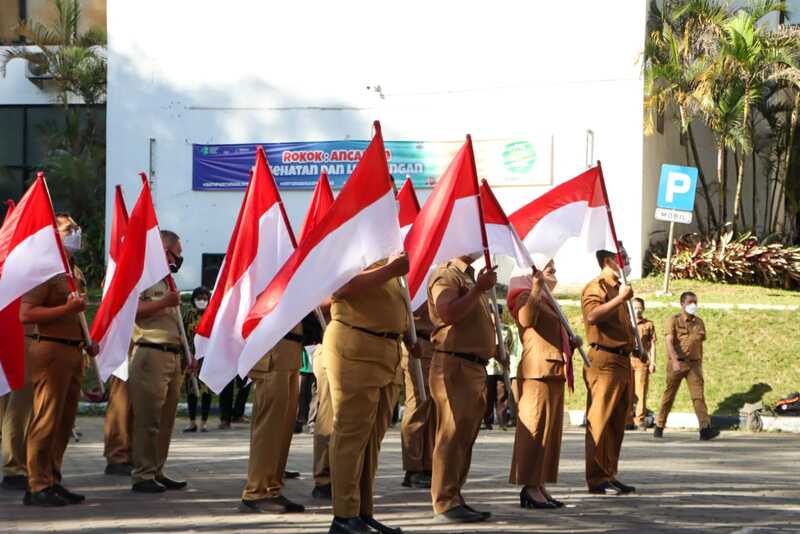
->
[22,264,86,340]
[513,290,565,380]
[132,279,181,345]
[427,258,496,359]
[666,313,705,361]
[331,269,408,336]
[581,269,635,351]
[413,306,435,359]
[251,323,303,374]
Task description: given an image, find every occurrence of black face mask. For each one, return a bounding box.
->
[169,254,184,273]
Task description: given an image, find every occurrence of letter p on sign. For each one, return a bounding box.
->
[657,164,698,212]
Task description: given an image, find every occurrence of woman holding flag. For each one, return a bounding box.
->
[507,261,580,510]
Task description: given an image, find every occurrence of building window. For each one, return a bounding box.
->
[201,253,226,290]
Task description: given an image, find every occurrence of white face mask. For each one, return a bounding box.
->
[684,303,698,315]
[62,228,82,254]
[194,299,208,310]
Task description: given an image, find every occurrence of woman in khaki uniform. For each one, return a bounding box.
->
[508,262,579,509]
[324,254,415,534]
[20,213,96,507]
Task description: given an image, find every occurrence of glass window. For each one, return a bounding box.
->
[0,108,25,166]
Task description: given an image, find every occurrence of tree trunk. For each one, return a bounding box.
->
[717,144,727,225]
[773,98,799,233]
[751,116,758,234]
[687,121,718,231]
[733,95,751,235]
[683,126,706,235]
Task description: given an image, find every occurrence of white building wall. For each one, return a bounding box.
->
[107,0,649,290]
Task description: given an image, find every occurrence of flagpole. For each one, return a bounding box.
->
[467,137,515,420]
[39,172,105,397]
[595,162,645,359]
[374,120,427,402]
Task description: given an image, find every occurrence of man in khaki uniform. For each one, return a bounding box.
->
[128,230,187,493]
[581,248,639,495]
[239,323,305,513]
[325,255,414,534]
[400,307,435,489]
[428,256,497,524]
[0,326,34,492]
[312,344,333,500]
[654,292,719,441]
[20,213,96,506]
[626,298,656,431]
[103,375,133,475]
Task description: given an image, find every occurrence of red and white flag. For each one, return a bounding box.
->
[509,165,614,269]
[298,171,334,244]
[196,147,295,393]
[397,178,420,241]
[0,178,70,395]
[479,179,533,269]
[104,186,132,380]
[404,137,484,311]
[91,178,170,381]
[238,121,402,377]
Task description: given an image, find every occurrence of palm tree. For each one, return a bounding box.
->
[716,0,798,234]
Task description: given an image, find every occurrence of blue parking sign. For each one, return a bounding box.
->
[657,164,698,212]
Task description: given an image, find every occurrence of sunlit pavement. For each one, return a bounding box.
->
[2,417,799,533]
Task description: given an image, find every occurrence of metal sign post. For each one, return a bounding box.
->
[654,164,699,295]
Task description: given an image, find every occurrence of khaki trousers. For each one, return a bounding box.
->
[26,340,83,492]
[241,368,299,500]
[128,347,182,483]
[626,359,650,426]
[656,361,710,429]
[429,352,487,514]
[313,352,333,488]
[2,382,33,477]
[583,348,631,489]
[104,376,133,465]
[509,378,564,486]
[400,355,435,473]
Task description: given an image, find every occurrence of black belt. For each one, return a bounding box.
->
[416,331,431,342]
[436,350,489,366]
[335,320,402,341]
[26,334,84,348]
[134,341,182,354]
[283,332,304,344]
[590,343,633,356]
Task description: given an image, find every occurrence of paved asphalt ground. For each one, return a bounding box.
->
[2,417,799,533]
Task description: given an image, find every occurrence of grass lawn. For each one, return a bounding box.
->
[560,304,799,416]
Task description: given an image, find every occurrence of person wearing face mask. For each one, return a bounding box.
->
[508,261,581,510]
[19,213,98,506]
[581,245,641,496]
[128,230,188,493]
[625,298,656,431]
[183,287,212,433]
[428,254,499,524]
[654,292,719,441]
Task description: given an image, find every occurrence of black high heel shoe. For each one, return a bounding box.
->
[520,488,558,509]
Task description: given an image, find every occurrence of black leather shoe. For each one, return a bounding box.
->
[155,475,187,490]
[433,505,488,523]
[463,503,492,520]
[105,463,133,476]
[361,515,402,534]
[53,484,85,504]
[610,479,636,494]
[588,481,622,495]
[520,489,557,509]
[625,423,637,430]
[131,479,166,493]
[312,483,332,500]
[283,470,301,479]
[238,499,263,513]
[700,426,720,441]
[547,496,565,508]
[329,516,372,534]
[258,495,305,513]
[401,471,431,488]
[28,487,67,507]
[653,426,664,438]
[1,475,28,491]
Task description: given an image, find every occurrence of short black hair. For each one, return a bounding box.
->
[192,286,210,300]
[633,297,644,307]
[160,230,180,246]
[596,249,616,268]
[680,291,697,304]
